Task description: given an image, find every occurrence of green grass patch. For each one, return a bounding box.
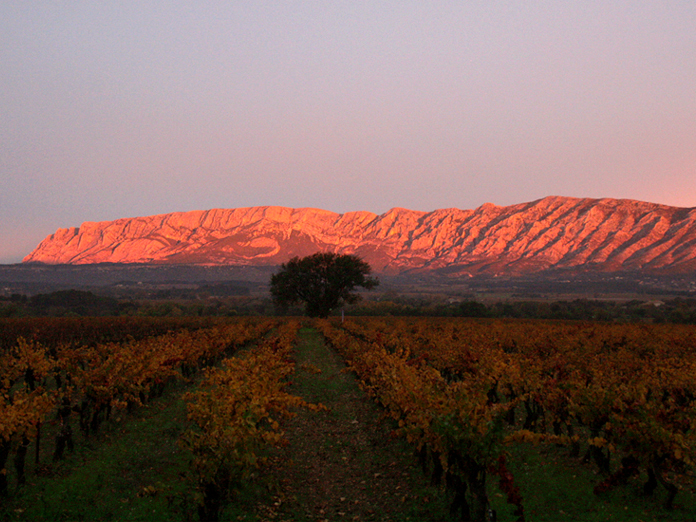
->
[1,382,193,521]
[499,441,696,522]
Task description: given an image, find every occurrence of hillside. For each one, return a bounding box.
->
[23,196,696,276]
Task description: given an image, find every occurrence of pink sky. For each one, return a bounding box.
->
[1,2,695,263]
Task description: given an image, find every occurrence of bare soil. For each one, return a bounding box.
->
[254,327,450,522]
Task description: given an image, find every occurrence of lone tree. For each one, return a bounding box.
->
[270,252,379,318]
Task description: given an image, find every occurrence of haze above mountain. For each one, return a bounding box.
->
[23,196,696,277]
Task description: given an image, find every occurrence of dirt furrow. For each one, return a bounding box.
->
[257,326,449,522]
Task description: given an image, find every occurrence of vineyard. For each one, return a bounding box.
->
[1,316,696,521]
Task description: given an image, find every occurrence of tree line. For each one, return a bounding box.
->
[3,252,696,323]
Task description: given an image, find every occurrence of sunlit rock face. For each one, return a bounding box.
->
[23,197,696,275]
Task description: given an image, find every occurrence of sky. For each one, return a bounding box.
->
[2,2,695,264]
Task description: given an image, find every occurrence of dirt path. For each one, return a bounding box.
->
[256,327,450,522]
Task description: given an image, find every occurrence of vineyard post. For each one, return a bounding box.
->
[14,435,30,485]
[35,422,41,466]
[0,440,9,496]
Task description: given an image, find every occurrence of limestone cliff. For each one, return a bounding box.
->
[23,196,696,275]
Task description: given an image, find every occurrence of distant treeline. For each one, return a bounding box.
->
[1,290,121,317]
[3,289,696,323]
[348,297,696,323]
[0,290,267,318]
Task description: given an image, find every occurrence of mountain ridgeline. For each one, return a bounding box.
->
[23,196,696,277]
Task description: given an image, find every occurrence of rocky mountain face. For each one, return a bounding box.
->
[23,196,696,276]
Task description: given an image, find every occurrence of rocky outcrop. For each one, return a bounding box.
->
[23,196,696,276]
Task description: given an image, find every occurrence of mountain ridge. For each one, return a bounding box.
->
[23,196,696,276]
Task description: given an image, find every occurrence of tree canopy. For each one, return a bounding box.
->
[270,252,379,318]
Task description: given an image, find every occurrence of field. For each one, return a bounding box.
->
[1,316,695,521]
